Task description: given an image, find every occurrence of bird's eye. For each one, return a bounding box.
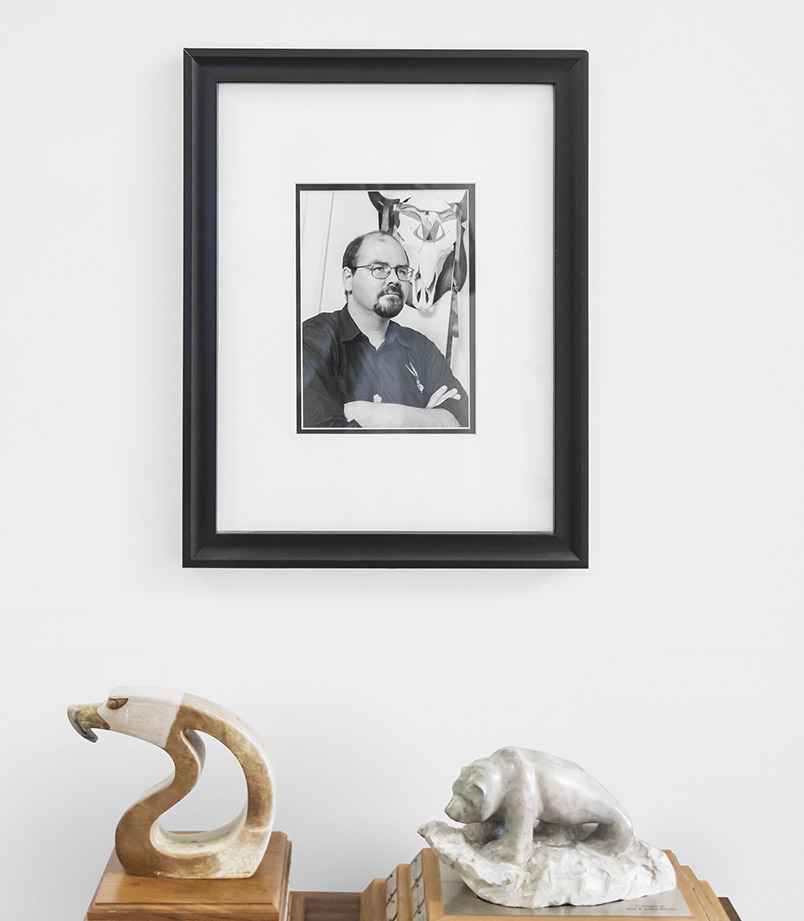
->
[106,697,128,710]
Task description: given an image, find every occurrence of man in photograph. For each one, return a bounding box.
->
[301,231,468,429]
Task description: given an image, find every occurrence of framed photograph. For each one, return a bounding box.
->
[298,183,475,434]
[184,49,587,568]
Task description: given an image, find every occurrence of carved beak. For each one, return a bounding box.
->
[67,703,108,742]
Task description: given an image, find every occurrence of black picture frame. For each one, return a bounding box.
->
[184,49,588,569]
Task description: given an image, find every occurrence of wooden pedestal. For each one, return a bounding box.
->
[292,891,741,921]
[85,831,291,921]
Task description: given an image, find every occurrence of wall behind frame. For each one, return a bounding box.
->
[1,4,802,921]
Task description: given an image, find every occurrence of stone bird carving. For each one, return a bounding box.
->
[68,687,275,879]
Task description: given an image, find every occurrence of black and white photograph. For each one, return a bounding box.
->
[297,185,475,432]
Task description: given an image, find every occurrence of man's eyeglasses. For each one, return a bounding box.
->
[352,263,417,282]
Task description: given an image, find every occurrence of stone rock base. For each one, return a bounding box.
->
[418,822,676,909]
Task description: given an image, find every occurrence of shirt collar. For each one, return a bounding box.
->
[387,321,417,351]
[337,304,362,342]
[338,305,411,350]
[384,322,401,345]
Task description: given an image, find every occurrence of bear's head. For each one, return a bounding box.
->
[445,759,501,823]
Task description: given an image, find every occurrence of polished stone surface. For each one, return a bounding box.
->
[438,859,690,917]
[68,686,275,879]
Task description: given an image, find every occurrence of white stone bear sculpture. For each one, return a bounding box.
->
[419,747,676,908]
[445,746,634,865]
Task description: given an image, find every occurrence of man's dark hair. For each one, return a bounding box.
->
[342,231,399,270]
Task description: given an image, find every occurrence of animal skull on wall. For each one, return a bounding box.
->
[369,190,468,320]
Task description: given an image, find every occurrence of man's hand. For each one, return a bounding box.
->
[344,400,459,429]
[426,385,461,409]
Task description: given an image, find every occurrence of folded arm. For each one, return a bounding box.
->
[344,401,460,429]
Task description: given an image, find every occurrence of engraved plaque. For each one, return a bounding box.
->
[388,867,398,900]
[412,878,425,912]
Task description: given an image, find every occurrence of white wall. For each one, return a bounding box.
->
[1,4,802,921]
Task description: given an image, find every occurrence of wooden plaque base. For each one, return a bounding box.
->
[360,848,734,921]
[85,831,291,921]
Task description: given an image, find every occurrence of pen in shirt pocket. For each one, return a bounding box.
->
[405,362,425,393]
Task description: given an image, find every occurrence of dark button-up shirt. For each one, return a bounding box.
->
[301,306,468,428]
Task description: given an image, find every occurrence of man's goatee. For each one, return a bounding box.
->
[373,292,404,318]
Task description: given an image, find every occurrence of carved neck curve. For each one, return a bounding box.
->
[115,693,275,878]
